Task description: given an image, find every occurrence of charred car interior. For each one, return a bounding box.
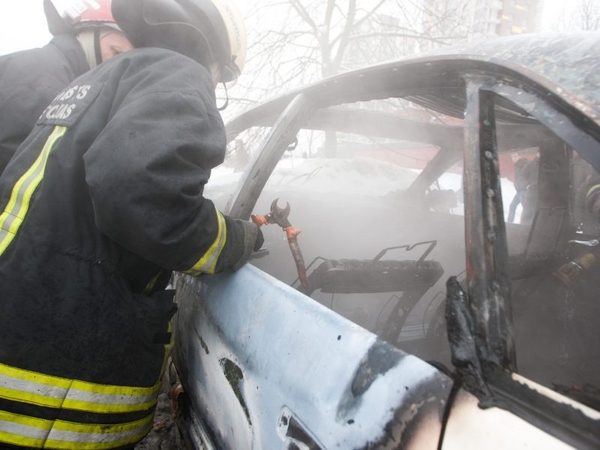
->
[171,33,600,449]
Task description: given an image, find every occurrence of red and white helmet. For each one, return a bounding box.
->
[44,0,121,36]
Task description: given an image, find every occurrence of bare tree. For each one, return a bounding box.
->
[576,0,600,30]
[548,0,600,32]
[223,0,470,121]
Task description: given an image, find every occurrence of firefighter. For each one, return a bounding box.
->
[507,156,539,224]
[0,0,133,175]
[0,0,261,448]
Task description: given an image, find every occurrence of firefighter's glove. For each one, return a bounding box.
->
[253,224,265,252]
[218,217,264,272]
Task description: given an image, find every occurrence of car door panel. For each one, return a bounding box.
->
[173,265,452,449]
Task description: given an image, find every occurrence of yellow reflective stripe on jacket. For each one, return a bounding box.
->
[0,126,67,256]
[0,363,160,414]
[143,271,163,295]
[0,410,152,449]
[184,207,227,276]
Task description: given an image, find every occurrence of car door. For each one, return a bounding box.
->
[440,58,600,449]
[173,92,454,450]
[172,34,600,450]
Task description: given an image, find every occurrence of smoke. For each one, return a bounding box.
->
[205,94,600,398]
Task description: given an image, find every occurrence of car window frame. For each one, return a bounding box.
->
[458,70,600,449]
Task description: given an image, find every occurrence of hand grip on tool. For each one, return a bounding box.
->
[251,199,309,289]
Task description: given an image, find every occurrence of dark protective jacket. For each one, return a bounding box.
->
[0,47,250,449]
[0,35,89,175]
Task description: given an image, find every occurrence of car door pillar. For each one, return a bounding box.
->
[462,76,516,372]
[228,93,313,219]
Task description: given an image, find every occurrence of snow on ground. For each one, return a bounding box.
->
[207,156,419,196]
[207,156,520,221]
[262,156,420,195]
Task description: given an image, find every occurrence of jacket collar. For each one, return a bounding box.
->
[49,34,90,78]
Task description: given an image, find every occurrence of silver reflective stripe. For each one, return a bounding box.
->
[65,388,158,408]
[0,411,152,448]
[47,423,150,444]
[0,363,160,414]
[0,126,67,256]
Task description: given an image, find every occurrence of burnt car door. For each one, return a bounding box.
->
[173,93,454,450]
[441,38,600,449]
[172,33,600,450]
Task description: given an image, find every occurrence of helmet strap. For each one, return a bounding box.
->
[76,29,99,69]
[217,82,229,111]
[94,28,103,66]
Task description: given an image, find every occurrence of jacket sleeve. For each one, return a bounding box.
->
[83,75,240,274]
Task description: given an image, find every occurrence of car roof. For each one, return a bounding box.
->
[434,31,600,120]
[227,32,600,134]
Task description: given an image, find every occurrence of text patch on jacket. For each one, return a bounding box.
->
[37,83,103,127]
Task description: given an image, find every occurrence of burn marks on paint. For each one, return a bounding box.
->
[338,339,450,449]
[220,358,251,426]
[351,340,403,397]
[337,340,404,421]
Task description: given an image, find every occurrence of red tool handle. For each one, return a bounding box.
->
[251,214,270,227]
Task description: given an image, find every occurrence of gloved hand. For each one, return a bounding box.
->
[216,217,264,272]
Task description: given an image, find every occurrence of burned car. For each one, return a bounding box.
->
[170,32,600,449]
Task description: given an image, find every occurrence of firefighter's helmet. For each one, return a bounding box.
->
[112,0,247,82]
[44,0,121,36]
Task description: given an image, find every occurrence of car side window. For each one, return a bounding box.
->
[204,128,268,211]
[495,99,600,397]
[247,98,468,365]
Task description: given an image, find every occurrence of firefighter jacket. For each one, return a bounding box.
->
[0,47,251,449]
[0,34,89,175]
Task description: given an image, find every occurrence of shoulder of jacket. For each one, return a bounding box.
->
[112,48,214,93]
[0,44,75,89]
[125,48,211,77]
